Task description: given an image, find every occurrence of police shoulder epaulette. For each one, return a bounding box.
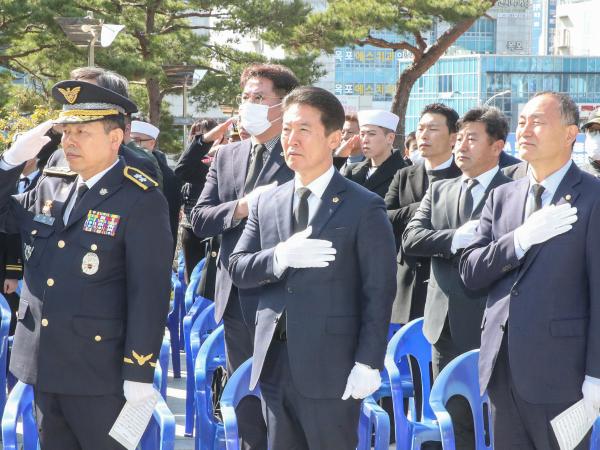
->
[42,166,78,178]
[123,166,158,191]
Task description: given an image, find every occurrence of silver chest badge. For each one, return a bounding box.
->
[82,252,100,275]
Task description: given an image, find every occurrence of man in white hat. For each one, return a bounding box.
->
[346,110,407,198]
[130,120,181,255]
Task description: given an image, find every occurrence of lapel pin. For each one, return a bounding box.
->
[565,194,572,202]
[332,196,340,203]
[99,188,108,196]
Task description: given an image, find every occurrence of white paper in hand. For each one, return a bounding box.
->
[109,391,159,450]
[551,399,596,450]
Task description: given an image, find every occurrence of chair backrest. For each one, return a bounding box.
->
[185,258,206,313]
[190,303,219,364]
[429,349,493,450]
[194,325,227,449]
[177,251,186,284]
[385,318,434,420]
[0,294,12,418]
[1,382,38,450]
[153,336,171,399]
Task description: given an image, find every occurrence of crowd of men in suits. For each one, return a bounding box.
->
[2,60,600,450]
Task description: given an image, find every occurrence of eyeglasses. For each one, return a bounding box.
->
[132,137,154,145]
[236,93,282,105]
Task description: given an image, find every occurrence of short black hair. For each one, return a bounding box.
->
[240,64,300,97]
[70,67,129,98]
[102,116,126,133]
[282,86,345,135]
[420,103,459,133]
[404,131,416,150]
[458,106,509,142]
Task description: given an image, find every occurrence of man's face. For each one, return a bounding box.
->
[454,122,502,176]
[241,76,283,129]
[416,112,456,160]
[281,103,340,180]
[130,132,156,151]
[359,125,393,160]
[516,94,577,164]
[341,120,359,143]
[60,121,122,180]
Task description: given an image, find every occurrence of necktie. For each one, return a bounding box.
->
[528,184,545,217]
[244,144,266,194]
[18,177,31,193]
[72,182,89,212]
[293,187,311,233]
[276,187,311,341]
[458,178,479,222]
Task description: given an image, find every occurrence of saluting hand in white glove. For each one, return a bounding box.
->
[3,120,54,166]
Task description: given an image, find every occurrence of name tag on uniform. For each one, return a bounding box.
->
[33,214,55,226]
[83,210,120,237]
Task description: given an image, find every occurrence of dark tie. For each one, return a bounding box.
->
[458,178,479,222]
[528,184,545,217]
[244,144,266,194]
[293,187,311,233]
[72,182,89,212]
[18,177,31,192]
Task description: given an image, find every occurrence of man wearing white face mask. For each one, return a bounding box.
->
[582,111,600,178]
[191,63,299,450]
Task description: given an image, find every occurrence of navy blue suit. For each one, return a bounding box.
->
[460,163,600,448]
[229,170,396,449]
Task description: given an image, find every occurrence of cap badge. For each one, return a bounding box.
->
[58,86,81,104]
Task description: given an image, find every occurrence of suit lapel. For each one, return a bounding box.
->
[275,181,295,242]
[471,170,511,219]
[351,161,369,185]
[309,171,346,238]
[516,164,582,282]
[233,140,252,198]
[365,153,395,190]
[444,178,463,228]
[256,140,285,187]
[64,160,125,229]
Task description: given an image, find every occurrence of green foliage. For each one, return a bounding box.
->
[0,105,56,152]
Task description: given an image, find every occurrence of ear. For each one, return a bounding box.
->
[385,132,396,146]
[449,132,458,148]
[109,128,124,151]
[566,124,579,149]
[491,139,504,157]
[328,129,342,151]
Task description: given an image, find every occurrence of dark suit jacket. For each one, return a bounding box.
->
[0,158,172,395]
[384,160,462,324]
[403,170,511,350]
[502,160,528,180]
[153,149,182,254]
[460,163,600,404]
[191,138,293,323]
[175,135,212,222]
[498,151,521,168]
[229,171,397,398]
[347,151,407,198]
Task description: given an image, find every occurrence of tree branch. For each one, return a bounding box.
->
[413,31,427,52]
[357,35,421,57]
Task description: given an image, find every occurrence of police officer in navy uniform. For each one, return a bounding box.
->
[0,80,172,450]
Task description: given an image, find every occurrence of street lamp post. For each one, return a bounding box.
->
[484,90,511,106]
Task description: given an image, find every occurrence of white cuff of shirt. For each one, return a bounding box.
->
[0,158,18,170]
[513,232,526,260]
[586,375,600,385]
[273,250,285,278]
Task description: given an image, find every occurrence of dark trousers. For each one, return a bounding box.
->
[488,334,590,450]
[34,390,126,450]
[223,289,267,450]
[425,319,475,450]
[260,340,362,450]
[180,226,206,284]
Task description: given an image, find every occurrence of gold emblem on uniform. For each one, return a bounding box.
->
[58,86,81,104]
[42,200,53,216]
[81,252,100,275]
[99,188,108,196]
[132,351,153,366]
[332,196,340,203]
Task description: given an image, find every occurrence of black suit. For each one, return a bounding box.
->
[152,149,182,256]
[347,151,407,198]
[384,160,461,324]
[498,151,520,168]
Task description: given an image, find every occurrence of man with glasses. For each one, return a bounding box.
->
[192,64,299,450]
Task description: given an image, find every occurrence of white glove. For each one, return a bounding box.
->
[274,226,336,270]
[582,376,600,420]
[341,362,381,400]
[3,120,53,166]
[246,182,278,212]
[514,203,577,253]
[451,219,479,254]
[123,380,157,404]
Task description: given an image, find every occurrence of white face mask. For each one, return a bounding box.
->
[409,149,424,165]
[238,102,280,137]
[585,133,600,160]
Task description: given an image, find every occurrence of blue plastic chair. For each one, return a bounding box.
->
[194,324,227,450]
[356,396,391,450]
[0,294,12,420]
[184,300,218,436]
[385,318,440,449]
[1,381,38,450]
[153,336,171,400]
[167,271,184,378]
[185,259,206,314]
[429,349,493,450]
[591,417,600,449]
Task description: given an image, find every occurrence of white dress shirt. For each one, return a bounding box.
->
[460,165,500,208]
[425,155,453,171]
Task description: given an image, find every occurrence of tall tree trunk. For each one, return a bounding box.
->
[147,77,161,125]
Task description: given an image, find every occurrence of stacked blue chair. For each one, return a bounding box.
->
[153,336,171,400]
[194,324,227,450]
[356,396,391,450]
[429,349,493,450]
[185,301,218,436]
[385,317,440,449]
[0,294,12,420]
[167,272,184,378]
[184,259,206,314]
[1,381,37,450]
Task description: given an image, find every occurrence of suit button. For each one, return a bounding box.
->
[31,229,37,235]
[416,262,422,268]
[57,240,65,248]
[47,278,55,287]
[41,318,48,327]
[211,251,217,257]
[95,335,102,342]
[511,288,519,296]
[91,244,98,251]
[287,287,293,294]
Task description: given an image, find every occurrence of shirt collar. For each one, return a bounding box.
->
[462,165,499,191]
[77,159,119,189]
[425,154,453,171]
[20,169,39,182]
[527,159,573,197]
[348,154,365,163]
[251,135,279,152]
[294,165,336,200]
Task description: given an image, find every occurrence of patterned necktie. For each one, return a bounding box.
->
[244,144,266,194]
[458,178,479,223]
[293,187,311,233]
[528,184,545,217]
